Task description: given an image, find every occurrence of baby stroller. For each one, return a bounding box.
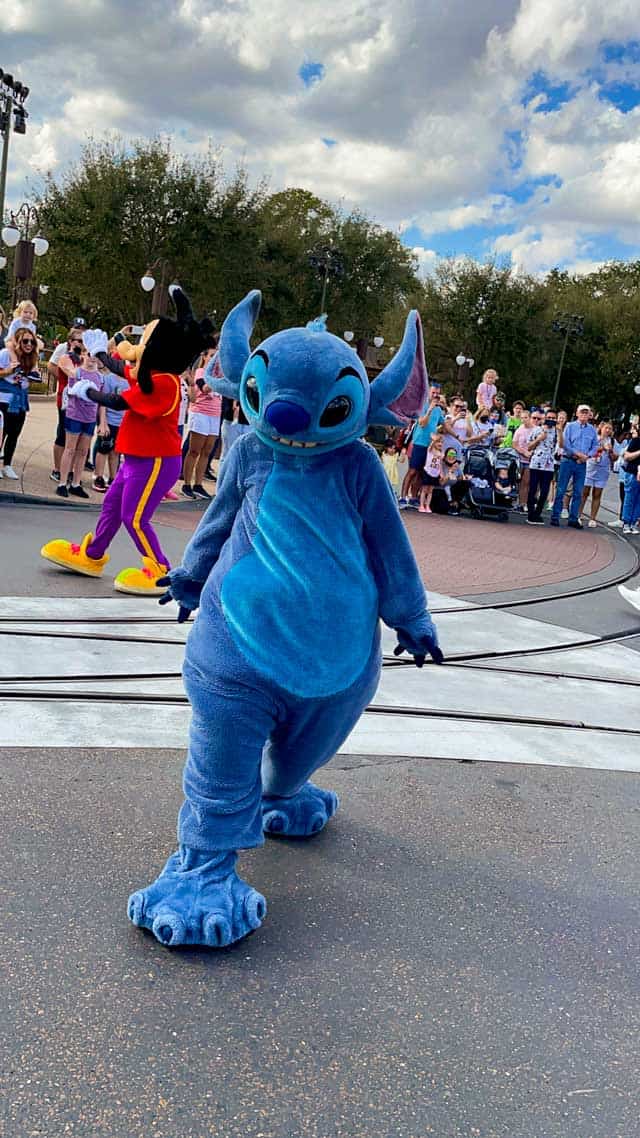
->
[463,445,520,522]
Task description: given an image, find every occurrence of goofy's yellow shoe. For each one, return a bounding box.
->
[114,557,169,596]
[40,532,109,578]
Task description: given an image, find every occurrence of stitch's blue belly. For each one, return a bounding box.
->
[220,465,378,697]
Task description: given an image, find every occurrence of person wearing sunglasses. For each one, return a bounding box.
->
[0,327,40,478]
[526,409,558,523]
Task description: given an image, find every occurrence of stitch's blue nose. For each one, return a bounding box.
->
[264,400,311,435]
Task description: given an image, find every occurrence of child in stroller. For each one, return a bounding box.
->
[464,445,520,521]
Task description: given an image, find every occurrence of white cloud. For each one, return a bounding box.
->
[1,0,639,276]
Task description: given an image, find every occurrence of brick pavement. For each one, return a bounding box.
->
[403,510,614,594]
[2,397,616,596]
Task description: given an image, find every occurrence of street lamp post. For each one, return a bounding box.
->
[551,313,584,408]
[455,352,475,392]
[1,203,49,306]
[0,68,30,226]
[344,329,385,376]
[309,244,344,315]
[140,259,173,317]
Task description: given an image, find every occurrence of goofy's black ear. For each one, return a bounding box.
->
[168,283,195,326]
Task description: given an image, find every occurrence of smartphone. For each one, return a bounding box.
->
[130,325,144,336]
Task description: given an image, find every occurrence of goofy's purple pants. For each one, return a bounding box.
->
[87,454,181,566]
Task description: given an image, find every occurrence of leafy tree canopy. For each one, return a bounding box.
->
[2,135,638,416]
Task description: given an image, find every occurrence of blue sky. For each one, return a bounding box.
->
[3,2,640,278]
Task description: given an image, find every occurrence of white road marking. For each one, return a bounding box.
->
[1,596,638,772]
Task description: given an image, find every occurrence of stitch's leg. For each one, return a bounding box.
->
[128,667,278,948]
[261,655,380,838]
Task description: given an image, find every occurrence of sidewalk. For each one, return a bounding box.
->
[1,398,624,597]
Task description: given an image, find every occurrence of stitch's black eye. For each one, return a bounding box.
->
[320,395,352,428]
[245,376,260,412]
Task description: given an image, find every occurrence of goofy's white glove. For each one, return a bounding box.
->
[71,378,99,402]
[82,329,108,357]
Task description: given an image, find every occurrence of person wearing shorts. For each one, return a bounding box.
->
[50,327,86,481]
[580,422,614,527]
[57,351,103,499]
[181,346,221,500]
[399,383,445,505]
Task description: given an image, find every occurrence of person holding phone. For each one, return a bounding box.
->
[398,382,445,506]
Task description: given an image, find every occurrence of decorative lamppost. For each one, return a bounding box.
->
[140,259,173,317]
[1,203,49,305]
[344,330,385,375]
[0,68,30,226]
[455,352,475,391]
[551,313,584,407]
[309,243,344,314]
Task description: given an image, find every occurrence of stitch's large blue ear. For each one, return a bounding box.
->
[368,310,428,426]
[214,289,262,398]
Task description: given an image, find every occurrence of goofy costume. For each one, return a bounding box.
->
[41,287,213,595]
[127,290,443,949]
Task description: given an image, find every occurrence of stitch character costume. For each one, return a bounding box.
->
[40,287,214,594]
[128,290,443,949]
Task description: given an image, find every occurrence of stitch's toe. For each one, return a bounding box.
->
[127,891,146,926]
[203,912,233,948]
[152,910,187,947]
[262,809,289,834]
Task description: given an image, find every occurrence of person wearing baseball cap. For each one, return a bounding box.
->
[550,404,598,528]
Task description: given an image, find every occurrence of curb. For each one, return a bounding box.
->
[0,491,204,511]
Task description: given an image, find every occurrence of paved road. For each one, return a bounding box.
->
[2,498,640,1137]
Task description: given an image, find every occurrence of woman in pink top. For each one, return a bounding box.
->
[181,345,222,501]
[512,408,536,510]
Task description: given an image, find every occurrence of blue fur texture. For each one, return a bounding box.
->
[132,293,440,949]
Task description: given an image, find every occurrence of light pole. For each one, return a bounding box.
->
[309,244,344,314]
[140,260,174,317]
[0,68,29,226]
[344,329,385,375]
[455,352,475,392]
[1,203,49,306]
[551,313,584,407]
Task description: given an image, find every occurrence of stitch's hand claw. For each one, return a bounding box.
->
[394,625,443,667]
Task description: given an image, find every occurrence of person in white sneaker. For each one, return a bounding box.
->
[0,327,40,478]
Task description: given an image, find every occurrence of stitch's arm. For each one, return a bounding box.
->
[357,447,442,664]
[159,441,246,619]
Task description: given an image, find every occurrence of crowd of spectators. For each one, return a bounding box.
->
[380,368,640,534]
[0,309,249,500]
[0,306,639,536]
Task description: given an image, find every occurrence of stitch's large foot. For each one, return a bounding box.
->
[127,849,266,948]
[262,781,339,837]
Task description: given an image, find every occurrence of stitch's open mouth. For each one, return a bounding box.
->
[275,437,319,448]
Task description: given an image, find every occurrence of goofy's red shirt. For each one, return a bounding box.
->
[117,368,182,457]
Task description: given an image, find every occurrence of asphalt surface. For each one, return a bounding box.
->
[2,495,640,1137]
[4,748,640,1138]
[0,500,196,597]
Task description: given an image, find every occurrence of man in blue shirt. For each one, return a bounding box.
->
[550,404,598,529]
[399,382,445,506]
